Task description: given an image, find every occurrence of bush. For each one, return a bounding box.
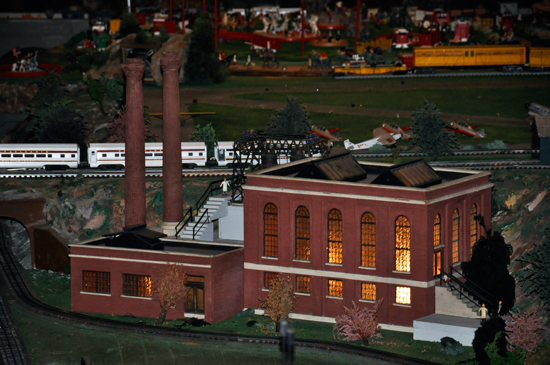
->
[333,299,383,345]
[119,12,141,37]
[31,100,87,145]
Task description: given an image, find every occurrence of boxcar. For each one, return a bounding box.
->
[412,45,527,68]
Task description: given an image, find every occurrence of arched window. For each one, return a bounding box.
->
[361,212,376,267]
[295,206,310,261]
[470,204,478,256]
[328,209,343,264]
[452,209,460,263]
[434,214,441,247]
[395,216,411,272]
[263,203,278,258]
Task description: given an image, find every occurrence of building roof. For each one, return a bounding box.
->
[310,153,367,181]
[371,159,442,188]
[535,115,550,138]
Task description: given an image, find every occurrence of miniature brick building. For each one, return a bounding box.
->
[242,154,492,329]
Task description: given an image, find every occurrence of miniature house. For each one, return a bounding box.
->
[242,154,492,329]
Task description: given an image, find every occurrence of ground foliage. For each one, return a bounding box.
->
[472,315,507,365]
[152,264,189,325]
[333,299,383,345]
[184,15,225,85]
[411,99,459,161]
[516,229,550,310]
[189,123,217,159]
[30,100,87,145]
[84,74,123,115]
[504,308,547,355]
[485,332,526,365]
[461,215,515,315]
[259,276,298,332]
[31,72,67,109]
[267,96,312,135]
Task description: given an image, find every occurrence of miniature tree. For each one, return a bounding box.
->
[259,276,298,332]
[152,263,190,325]
[267,96,312,135]
[504,308,547,355]
[184,15,225,85]
[84,74,123,115]
[461,215,515,315]
[516,228,550,309]
[472,316,507,365]
[107,106,157,142]
[485,332,526,365]
[189,123,217,160]
[31,100,87,145]
[333,299,384,345]
[411,99,459,161]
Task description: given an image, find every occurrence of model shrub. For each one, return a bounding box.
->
[472,316,507,365]
[184,15,225,85]
[333,299,383,345]
[411,99,459,161]
[119,12,141,37]
[31,100,87,145]
[485,332,526,365]
[84,74,123,115]
[516,229,550,310]
[107,106,157,142]
[190,123,217,159]
[504,308,547,355]
[31,72,67,109]
[259,276,298,332]
[152,264,190,325]
[267,96,312,135]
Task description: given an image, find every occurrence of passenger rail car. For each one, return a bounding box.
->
[0,144,80,170]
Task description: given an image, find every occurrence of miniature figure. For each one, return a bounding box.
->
[478,303,489,322]
[220,178,231,195]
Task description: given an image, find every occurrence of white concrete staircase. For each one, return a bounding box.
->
[436,285,480,319]
[178,196,230,241]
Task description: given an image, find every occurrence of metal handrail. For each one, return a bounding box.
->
[193,208,209,240]
[449,266,496,305]
[175,207,193,237]
[439,269,494,309]
[195,178,227,212]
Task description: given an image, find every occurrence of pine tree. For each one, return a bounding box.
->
[516,229,550,309]
[189,123,217,159]
[411,100,459,161]
[184,15,225,85]
[267,96,312,135]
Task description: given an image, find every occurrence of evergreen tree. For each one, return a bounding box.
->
[461,216,515,315]
[411,100,459,161]
[189,123,217,159]
[31,100,88,145]
[184,15,225,85]
[516,229,550,310]
[267,96,312,135]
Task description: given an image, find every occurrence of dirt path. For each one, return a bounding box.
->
[143,80,542,140]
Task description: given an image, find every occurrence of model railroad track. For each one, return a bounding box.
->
[334,71,550,80]
[0,168,234,179]
[430,159,545,170]
[351,149,538,159]
[0,230,438,365]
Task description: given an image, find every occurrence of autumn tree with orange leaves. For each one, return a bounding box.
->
[152,263,190,325]
[259,276,298,332]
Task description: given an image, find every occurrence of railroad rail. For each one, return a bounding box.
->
[0,228,438,365]
[334,71,550,80]
[0,168,234,179]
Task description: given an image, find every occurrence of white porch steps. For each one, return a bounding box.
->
[179,196,230,240]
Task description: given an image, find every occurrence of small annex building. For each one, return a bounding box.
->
[243,153,492,329]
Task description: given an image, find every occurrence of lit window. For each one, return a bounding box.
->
[396,286,411,305]
[395,216,411,272]
[328,209,343,264]
[470,204,478,256]
[328,279,343,297]
[434,214,441,246]
[122,274,151,297]
[452,209,460,263]
[296,275,310,293]
[264,203,278,257]
[82,270,110,294]
[361,283,376,301]
[361,212,376,267]
[295,206,310,261]
[264,272,278,289]
[433,251,442,277]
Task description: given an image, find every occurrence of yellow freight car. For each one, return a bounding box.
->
[529,47,550,68]
[333,63,407,77]
[413,45,527,68]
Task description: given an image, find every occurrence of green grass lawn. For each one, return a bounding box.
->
[234,86,550,120]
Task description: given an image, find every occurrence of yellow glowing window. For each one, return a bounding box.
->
[264,203,278,258]
[396,286,411,305]
[395,216,411,272]
[264,272,278,289]
[296,275,310,293]
[434,214,441,247]
[295,206,310,261]
[361,212,376,267]
[433,251,442,277]
[328,279,343,297]
[361,283,376,301]
[328,209,343,264]
[82,270,110,294]
[470,204,478,256]
[122,274,151,297]
[452,209,460,263]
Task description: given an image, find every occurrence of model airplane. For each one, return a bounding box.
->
[447,121,485,139]
[381,122,412,140]
[525,102,550,117]
[344,127,402,151]
[312,125,341,142]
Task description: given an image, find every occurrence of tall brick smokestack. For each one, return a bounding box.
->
[160,52,182,236]
[123,58,146,227]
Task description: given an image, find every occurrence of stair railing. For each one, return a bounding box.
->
[438,269,493,310]
[192,208,209,240]
[175,207,193,237]
[449,266,496,306]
